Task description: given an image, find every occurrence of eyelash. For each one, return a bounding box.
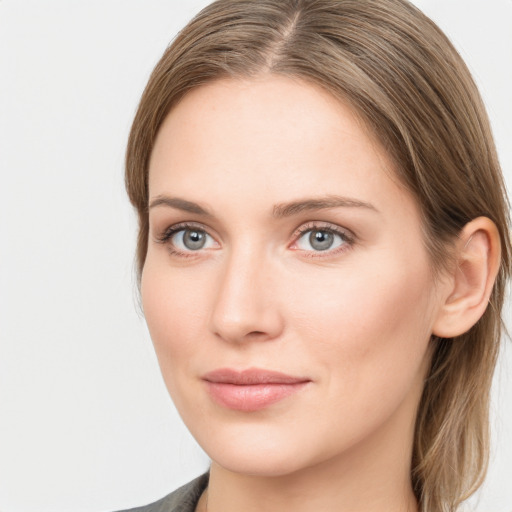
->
[156,222,213,259]
[155,221,355,259]
[291,222,354,258]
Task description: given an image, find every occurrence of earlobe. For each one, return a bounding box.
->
[432,217,501,338]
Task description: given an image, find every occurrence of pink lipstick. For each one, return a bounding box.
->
[202,368,310,412]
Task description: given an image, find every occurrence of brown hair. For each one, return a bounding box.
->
[125,0,511,510]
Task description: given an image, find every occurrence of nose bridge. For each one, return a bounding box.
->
[209,240,283,343]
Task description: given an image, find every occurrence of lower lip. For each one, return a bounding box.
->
[205,382,309,412]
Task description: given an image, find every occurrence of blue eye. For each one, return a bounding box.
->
[170,228,216,251]
[295,228,348,252]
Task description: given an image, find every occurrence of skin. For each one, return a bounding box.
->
[142,75,457,512]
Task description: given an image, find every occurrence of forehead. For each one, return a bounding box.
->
[148,75,415,219]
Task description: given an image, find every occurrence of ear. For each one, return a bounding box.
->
[432,217,501,338]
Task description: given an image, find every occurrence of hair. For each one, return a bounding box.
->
[125,0,511,510]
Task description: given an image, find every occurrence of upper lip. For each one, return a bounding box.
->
[203,368,310,385]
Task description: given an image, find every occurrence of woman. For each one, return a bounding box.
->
[120,0,511,511]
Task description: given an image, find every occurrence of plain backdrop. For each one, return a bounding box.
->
[0,1,511,511]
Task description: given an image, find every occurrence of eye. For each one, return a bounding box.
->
[170,227,216,251]
[292,224,352,254]
[156,223,219,256]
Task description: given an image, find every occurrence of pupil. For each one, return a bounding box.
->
[184,230,206,250]
[310,230,333,251]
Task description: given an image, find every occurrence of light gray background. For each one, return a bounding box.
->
[0,1,511,511]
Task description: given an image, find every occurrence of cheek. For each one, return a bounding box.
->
[285,253,436,398]
[140,260,209,383]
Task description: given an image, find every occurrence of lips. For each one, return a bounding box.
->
[202,368,311,412]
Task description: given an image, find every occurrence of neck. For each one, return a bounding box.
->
[204,412,419,512]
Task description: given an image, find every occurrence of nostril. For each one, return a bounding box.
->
[247,331,266,337]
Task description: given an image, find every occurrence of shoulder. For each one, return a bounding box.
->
[114,473,209,512]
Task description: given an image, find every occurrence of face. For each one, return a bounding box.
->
[142,76,446,477]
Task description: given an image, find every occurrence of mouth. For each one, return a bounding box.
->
[202,368,311,412]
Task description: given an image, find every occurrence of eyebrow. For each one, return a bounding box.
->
[149,196,213,217]
[148,194,378,218]
[272,195,378,218]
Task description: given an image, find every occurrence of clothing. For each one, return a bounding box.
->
[115,473,209,512]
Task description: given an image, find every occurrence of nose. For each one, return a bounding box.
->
[208,245,285,344]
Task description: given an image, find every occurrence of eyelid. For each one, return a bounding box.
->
[155,222,221,258]
[154,220,355,258]
[155,221,214,244]
[289,221,355,256]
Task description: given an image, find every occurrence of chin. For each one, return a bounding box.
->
[188,419,336,478]
[211,449,309,478]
